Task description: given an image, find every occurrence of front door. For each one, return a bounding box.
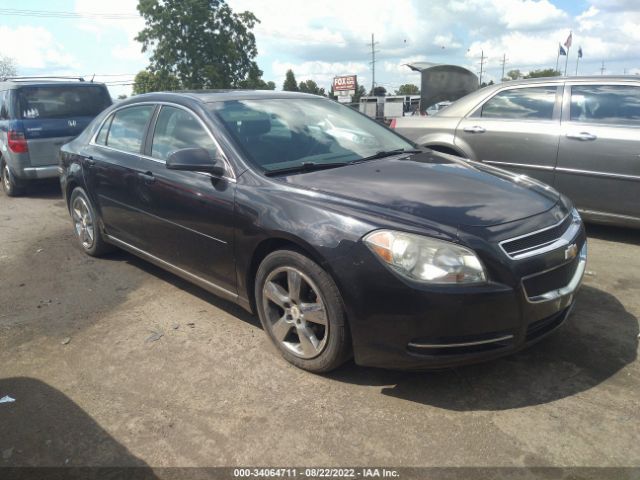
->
[555,83,640,222]
[455,84,562,185]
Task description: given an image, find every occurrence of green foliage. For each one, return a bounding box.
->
[298,79,325,96]
[394,83,420,95]
[117,94,128,100]
[525,68,561,78]
[353,84,367,103]
[238,64,276,90]
[372,86,387,97]
[135,0,259,89]
[505,69,522,80]
[282,69,298,91]
[132,70,182,94]
[0,55,17,78]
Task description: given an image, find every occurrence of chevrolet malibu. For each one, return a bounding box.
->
[59,91,587,372]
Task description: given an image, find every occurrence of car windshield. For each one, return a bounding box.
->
[17,85,111,120]
[208,97,414,173]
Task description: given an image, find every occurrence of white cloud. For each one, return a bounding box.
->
[0,26,78,71]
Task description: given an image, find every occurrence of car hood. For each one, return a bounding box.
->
[279,152,560,228]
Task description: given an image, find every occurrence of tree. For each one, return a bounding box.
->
[506,69,522,81]
[480,80,495,88]
[394,83,420,95]
[298,79,325,96]
[372,86,387,96]
[525,68,561,79]
[238,63,276,90]
[353,84,367,103]
[0,55,17,78]
[117,94,128,100]
[132,70,181,94]
[136,0,259,89]
[282,69,298,91]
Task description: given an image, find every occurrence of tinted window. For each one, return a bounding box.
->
[481,87,557,120]
[105,105,154,154]
[95,115,112,145]
[0,91,8,119]
[209,98,412,172]
[151,106,217,161]
[17,85,111,120]
[570,85,640,125]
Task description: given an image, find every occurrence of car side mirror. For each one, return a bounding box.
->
[166,148,225,176]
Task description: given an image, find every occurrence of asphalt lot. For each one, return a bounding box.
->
[0,181,639,471]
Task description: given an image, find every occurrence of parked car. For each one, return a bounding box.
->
[59,91,586,372]
[0,76,112,196]
[392,76,640,228]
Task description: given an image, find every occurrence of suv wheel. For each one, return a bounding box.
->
[69,187,112,256]
[1,162,25,197]
[255,250,351,373]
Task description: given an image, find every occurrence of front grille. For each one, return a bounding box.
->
[522,258,579,298]
[501,214,573,258]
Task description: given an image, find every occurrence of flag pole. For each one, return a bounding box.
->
[564,46,570,76]
[555,46,560,73]
[575,54,580,76]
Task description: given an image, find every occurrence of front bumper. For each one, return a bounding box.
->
[331,229,587,370]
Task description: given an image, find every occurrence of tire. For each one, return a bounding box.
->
[69,187,113,257]
[1,161,25,197]
[255,250,351,373]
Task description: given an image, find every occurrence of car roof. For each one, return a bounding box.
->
[0,79,108,89]
[116,89,323,106]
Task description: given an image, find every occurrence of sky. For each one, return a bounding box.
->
[1,0,639,98]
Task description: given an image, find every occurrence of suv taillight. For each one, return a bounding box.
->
[8,130,28,153]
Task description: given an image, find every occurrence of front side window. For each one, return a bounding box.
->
[17,85,111,120]
[151,106,217,161]
[208,98,413,172]
[570,85,640,125]
[481,87,558,120]
[105,105,154,154]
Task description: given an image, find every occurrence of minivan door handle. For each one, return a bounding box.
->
[137,171,156,184]
[566,132,597,141]
[463,126,486,134]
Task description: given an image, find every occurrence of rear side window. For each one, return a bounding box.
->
[0,90,9,119]
[104,105,154,154]
[570,85,640,125]
[151,106,216,161]
[17,85,111,120]
[481,87,557,120]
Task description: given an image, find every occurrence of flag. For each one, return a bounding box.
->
[559,44,567,56]
[564,32,573,49]
[578,46,583,58]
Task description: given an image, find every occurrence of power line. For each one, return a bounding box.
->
[0,8,138,19]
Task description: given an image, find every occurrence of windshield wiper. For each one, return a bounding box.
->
[352,148,422,164]
[264,161,349,177]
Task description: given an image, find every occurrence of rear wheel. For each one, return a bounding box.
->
[1,162,25,197]
[255,250,351,373]
[69,187,112,256]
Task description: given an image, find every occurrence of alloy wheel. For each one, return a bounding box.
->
[71,195,95,249]
[2,165,11,192]
[262,266,329,359]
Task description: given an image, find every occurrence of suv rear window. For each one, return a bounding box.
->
[17,85,111,120]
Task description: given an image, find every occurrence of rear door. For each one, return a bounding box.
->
[17,84,111,166]
[455,84,562,185]
[83,104,156,249]
[555,83,640,222]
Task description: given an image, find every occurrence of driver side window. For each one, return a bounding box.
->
[151,106,217,161]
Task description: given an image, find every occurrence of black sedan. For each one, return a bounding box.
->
[59,90,587,372]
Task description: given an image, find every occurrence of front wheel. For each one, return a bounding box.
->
[255,250,351,373]
[69,187,113,256]
[2,162,25,197]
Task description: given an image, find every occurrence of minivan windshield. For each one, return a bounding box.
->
[208,98,414,173]
[17,85,111,120]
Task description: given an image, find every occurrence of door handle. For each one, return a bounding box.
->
[137,171,156,184]
[463,126,486,134]
[566,132,597,141]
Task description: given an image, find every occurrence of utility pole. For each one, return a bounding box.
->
[478,49,486,86]
[368,33,380,94]
[500,53,508,82]
[600,61,606,75]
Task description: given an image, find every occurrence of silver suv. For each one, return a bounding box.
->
[393,76,640,228]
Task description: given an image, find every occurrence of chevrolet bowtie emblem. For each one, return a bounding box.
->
[565,243,578,260]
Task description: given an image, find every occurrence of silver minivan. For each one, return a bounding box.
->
[393,76,640,228]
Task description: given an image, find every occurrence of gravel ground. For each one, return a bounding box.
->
[0,182,638,473]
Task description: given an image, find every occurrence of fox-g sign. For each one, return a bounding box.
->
[333,75,357,91]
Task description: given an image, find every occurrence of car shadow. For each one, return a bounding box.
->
[19,180,62,199]
[327,285,638,410]
[586,222,640,246]
[0,377,158,476]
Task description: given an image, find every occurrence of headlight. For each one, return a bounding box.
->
[364,230,486,284]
